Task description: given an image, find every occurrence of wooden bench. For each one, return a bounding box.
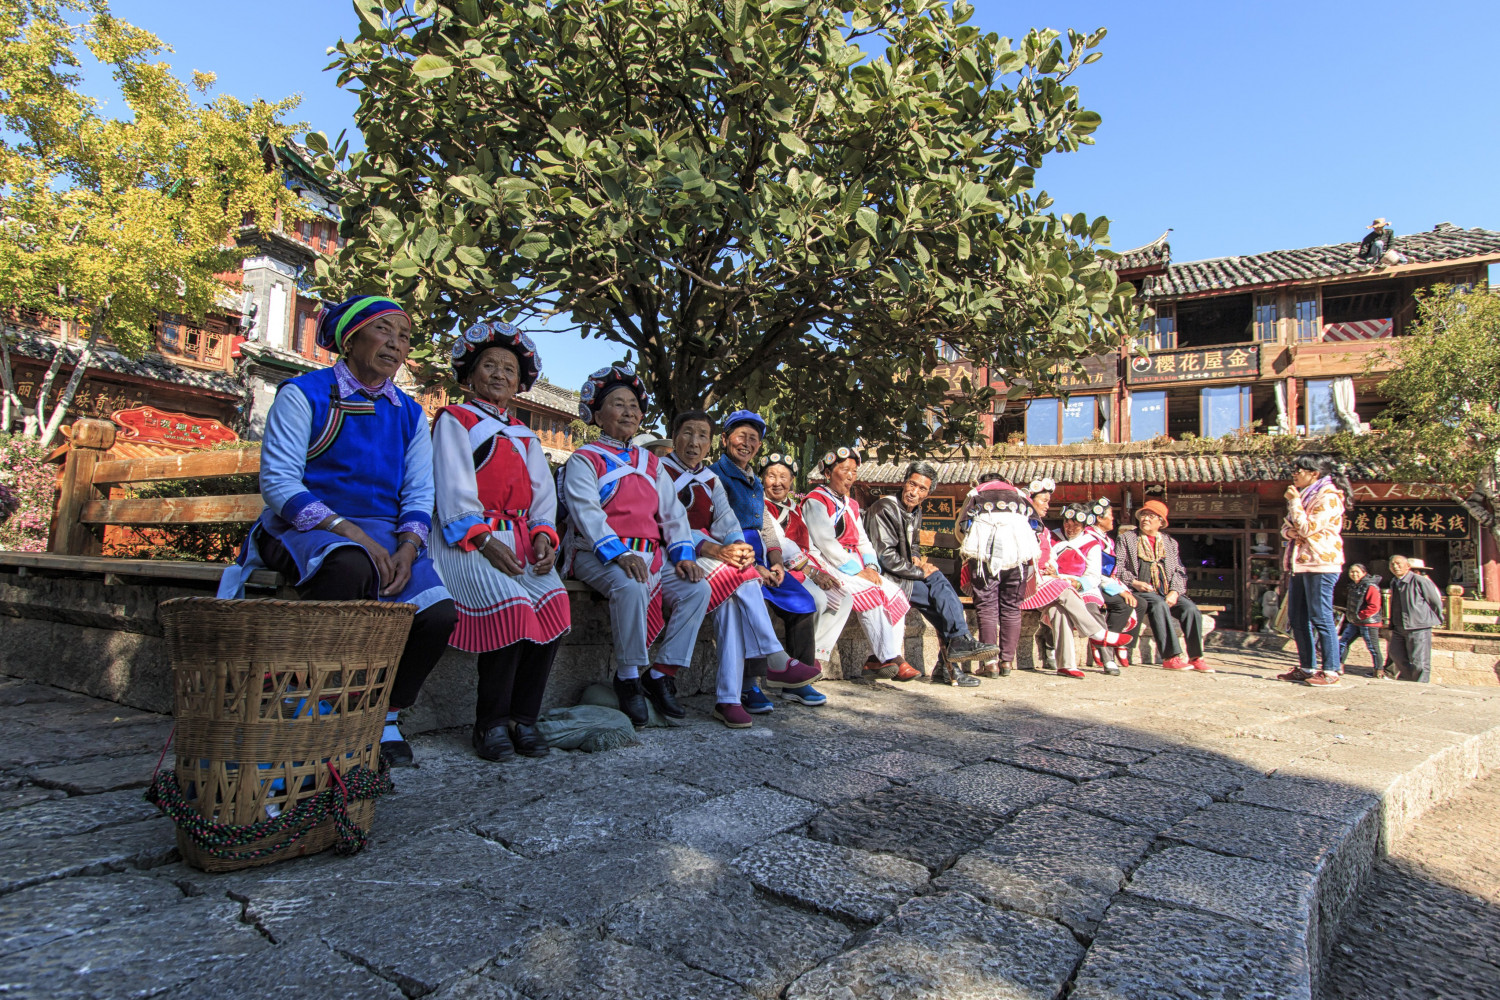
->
[51,418,264,558]
[1448,589,1500,633]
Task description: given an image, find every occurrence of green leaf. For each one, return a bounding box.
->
[412,55,454,81]
[855,206,879,239]
[780,133,810,157]
[956,231,970,260]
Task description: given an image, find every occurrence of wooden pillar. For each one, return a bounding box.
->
[49,418,115,556]
[1482,529,1500,603]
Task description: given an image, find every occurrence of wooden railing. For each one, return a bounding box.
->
[51,418,264,556]
[1446,585,1500,633]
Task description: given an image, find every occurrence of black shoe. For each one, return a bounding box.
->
[640,672,686,719]
[509,722,550,758]
[950,663,981,687]
[614,675,650,727]
[472,723,516,761]
[946,634,1000,662]
[380,739,415,768]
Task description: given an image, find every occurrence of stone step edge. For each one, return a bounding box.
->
[1071,719,1500,1000]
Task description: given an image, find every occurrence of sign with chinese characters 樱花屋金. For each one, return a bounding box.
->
[111,406,239,450]
[1342,505,1470,539]
[1167,494,1259,519]
[1127,345,1260,385]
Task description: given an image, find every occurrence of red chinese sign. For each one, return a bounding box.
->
[111,406,239,449]
[1127,345,1260,385]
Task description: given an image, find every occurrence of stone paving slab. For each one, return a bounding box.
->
[1,647,1497,1000]
[604,860,849,998]
[785,891,1084,1000]
[1071,897,1313,1000]
[934,803,1155,936]
[732,833,930,924]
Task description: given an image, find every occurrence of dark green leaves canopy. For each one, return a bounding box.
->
[319,0,1138,455]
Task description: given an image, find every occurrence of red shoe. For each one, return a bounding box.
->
[1162,655,1191,671]
[1277,668,1311,682]
[892,659,921,682]
[1305,671,1342,687]
[862,655,898,680]
[1114,648,1131,671]
[1057,665,1086,679]
[764,658,824,689]
[1189,657,1214,673]
[713,702,754,728]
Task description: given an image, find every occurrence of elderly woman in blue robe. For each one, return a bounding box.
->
[218,295,456,767]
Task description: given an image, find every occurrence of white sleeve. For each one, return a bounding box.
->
[431,411,485,547]
[563,453,623,561]
[655,465,698,563]
[524,435,557,534]
[802,499,860,572]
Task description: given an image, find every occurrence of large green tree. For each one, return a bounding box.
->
[0,0,304,447]
[1338,286,1500,551]
[318,0,1137,452]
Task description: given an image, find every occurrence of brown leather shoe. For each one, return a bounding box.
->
[892,659,921,682]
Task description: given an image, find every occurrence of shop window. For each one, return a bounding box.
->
[1294,292,1319,342]
[1130,391,1167,441]
[1025,398,1060,446]
[1026,397,1096,445]
[159,320,181,351]
[1200,385,1251,438]
[1253,294,1278,343]
[1304,378,1340,436]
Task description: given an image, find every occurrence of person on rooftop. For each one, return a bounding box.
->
[217,295,456,768]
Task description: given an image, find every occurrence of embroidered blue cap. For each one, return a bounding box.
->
[450,320,541,390]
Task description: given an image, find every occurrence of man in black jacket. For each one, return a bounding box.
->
[1387,555,1443,683]
[865,462,998,684]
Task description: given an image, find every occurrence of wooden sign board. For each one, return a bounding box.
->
[1167,494,1258,518]
[111,406,238,450]
[1343,504,1469,539]
[1128,345,1260,385]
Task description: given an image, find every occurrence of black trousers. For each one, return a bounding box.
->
[477,640,560,729]
[257,532,457,710]
[1138,590,1203,660]
[908,572,969,642]
[766,603,817,665]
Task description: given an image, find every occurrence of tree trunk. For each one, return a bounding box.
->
[30,315,69,439]
[1462,456,1500,557]
[36,319,100,451]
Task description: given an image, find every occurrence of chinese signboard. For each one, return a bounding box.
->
[1127,345,1260,385]
[1166,494,1258,518]
[920,494,958,535]
[992,355,1119,396]
[930,361,980,395]
[111,406,239,449]
[1342,505,1470,539]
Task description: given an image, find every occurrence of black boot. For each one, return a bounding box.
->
[509,722,550,758]
[471,723,515,761]
[613,675,650,727]
[640,671,686,719]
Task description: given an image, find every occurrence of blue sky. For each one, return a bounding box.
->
[89,0,1500,391]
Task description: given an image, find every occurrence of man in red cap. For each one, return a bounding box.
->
[1113,499,1210,672]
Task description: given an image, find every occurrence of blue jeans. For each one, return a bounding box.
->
[1288,572,1340,674]
[1338,621,1382,669]
[909,572,969,642]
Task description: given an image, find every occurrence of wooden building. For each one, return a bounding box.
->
[860,223,1500,629]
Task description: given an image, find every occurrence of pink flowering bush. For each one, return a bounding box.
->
[0,435,56,552]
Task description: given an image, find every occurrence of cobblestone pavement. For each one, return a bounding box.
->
[1321,769,1500,1000]
[1,648,1497,1000]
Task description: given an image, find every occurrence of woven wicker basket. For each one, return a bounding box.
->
[158,597,415,872]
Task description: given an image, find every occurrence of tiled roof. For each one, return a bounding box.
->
[1102,231,1172,274]
[850,452,1390,487]
[519,378,580,417]
[1145,223,1500,299]
[9,329,242,397]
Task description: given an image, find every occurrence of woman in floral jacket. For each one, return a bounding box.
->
[1279,456,1354,686]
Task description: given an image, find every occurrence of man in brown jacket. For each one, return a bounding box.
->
[1113,500,1210,672]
